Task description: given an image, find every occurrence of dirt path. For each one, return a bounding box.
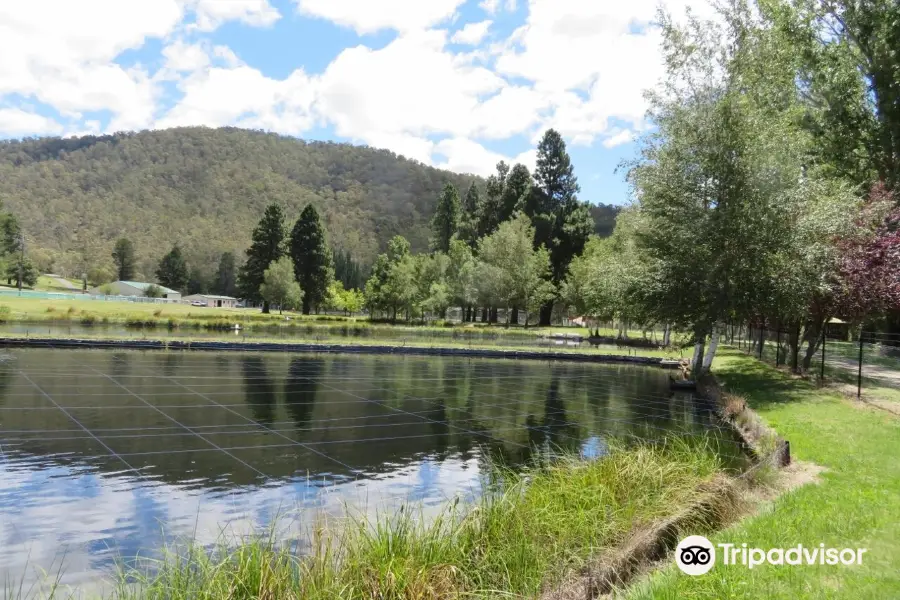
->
[826,355,900,388]
[46,274,78,290]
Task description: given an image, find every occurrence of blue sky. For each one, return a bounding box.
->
[0,0,708,206]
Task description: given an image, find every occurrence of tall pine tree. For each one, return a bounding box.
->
[111,238,136,281]
[289,204,333,314]
[460,183,482,248]
[527,129,594,325]
[429,182,462,253]
[238,203,286,313]
[214,251,238,297]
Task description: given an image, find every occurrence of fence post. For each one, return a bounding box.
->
[776,327,782,366]
[857,328,864,399]
[820,327,826,384]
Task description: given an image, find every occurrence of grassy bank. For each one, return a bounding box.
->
[0,296,672,342]
[628,348,900,599]
[100,440,724,600]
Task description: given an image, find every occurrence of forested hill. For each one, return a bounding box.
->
[0,127,619,280]
[0,127,479,278]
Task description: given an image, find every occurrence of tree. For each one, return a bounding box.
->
[430,183,462,253]
[238,203,286,313]
[501,164,532,222]
[333,248,365,290]
[214,251,238,297]
[144,284,164,298]
[112,238,136,281]
[364,235,416,321]
[156,244,189,291]
[87,265,115,287]
[459,183,482,248]
[187,266,209,295]
[289,204,333,314]
[477,214,556,326]
[526,129,594,325]
[477,162,508,238]
[763,0,900,191]
[447,238,478,318]
[260,256,304,314]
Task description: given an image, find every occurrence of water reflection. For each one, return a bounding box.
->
[242,356,276,426]
[0,348,737,590]
[283,358,320,431]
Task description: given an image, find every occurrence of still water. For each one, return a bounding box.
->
[0,349,732,590]
[0,322,625,350]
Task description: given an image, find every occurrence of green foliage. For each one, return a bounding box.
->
[112,238,136,281]
[477,214,556,326]
[187,266,209,295]
[0,128,480,276]
[364,235,416,321]
[238,203,286,308]
[87,265,115,287]
[429,182,462,253]
[156,244,189,292]
[144,284,164,299]
[332,248,365,290]
[289,204,333,314]
[447,238,478,310]
[459,183,482,247]
[213,252,238,297]
[259,256,304,314]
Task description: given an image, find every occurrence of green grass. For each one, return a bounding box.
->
[627,348,900,600]
[100,440,724,600]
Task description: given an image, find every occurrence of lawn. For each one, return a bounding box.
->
[627,348,900,599]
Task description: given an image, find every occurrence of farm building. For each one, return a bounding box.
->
[88,281,182,302]
[183,294,239,308]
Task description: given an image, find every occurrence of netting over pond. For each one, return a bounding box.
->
[0,344,746,588]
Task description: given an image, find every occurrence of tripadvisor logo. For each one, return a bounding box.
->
[675,536,868,575]
[676,535,715,576]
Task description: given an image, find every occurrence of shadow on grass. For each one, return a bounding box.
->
[714,348,833,411]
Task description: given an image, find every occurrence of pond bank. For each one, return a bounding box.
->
[0,335,685,366]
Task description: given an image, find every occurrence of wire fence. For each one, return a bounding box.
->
[727,323,900,399]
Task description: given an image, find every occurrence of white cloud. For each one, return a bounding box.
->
[0,108,64,136]
[434,137,536,176]
[314,30,503,142]
[163,40,212,72]
[602,129,635,148]
[451,20,493,45]
[295,0,466,34]
[185,0,281,31]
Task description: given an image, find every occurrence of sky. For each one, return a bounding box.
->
[0,0,710,206]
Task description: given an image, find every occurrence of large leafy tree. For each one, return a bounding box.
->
[477,214,555,326]
[260,256,304,314]
[762,0,900,191]
[429,183,462,253]
[365,235,416,321]
[333,248,365,290]
[111,238,136,281]
[238,203,286,313]
[526,129,594,325]
[477,162,509,239]
[156,244,189,291]
[289,204,333,314]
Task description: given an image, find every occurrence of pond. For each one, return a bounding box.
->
[0,322,657,352]
[0,348,738,590]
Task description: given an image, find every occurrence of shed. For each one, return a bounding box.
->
[183,294,238,308]
[89,281,181,302]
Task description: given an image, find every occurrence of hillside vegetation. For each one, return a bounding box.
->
[0,128,619,282]
[0,128,480,279]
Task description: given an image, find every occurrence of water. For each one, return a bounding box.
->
[0,322,652,352]
[0,348,735,590]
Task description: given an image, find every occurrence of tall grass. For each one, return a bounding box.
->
[100,439,724,600]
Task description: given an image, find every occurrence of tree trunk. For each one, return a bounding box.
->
[490,307,498,324]
[788,323,801,373]
[538,301,552,326]
[262,301,271,314]
[691,342,705,376]
[663,324,671,346]
[801,317,827,372]
[510,306,519,325]
[481,307,488,323]
[701,328,719,372]
[302,298,311,315]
